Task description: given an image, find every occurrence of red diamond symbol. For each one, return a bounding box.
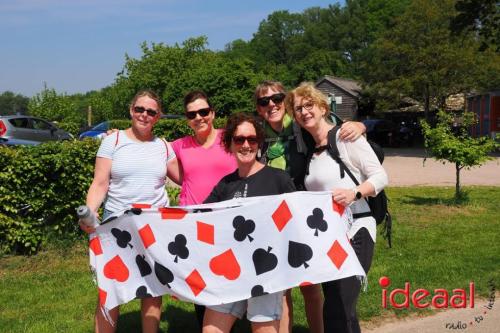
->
[89,236,103,255]
[98,288,107,306]
[272,200,292,232]
[132,203,152,209]
[185,269,206,297]
[197,221,214,245]
[327,240,348,269]
[138,224,156,249]
[332,199,345,216]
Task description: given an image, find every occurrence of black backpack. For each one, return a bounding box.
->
[308,126,392,247]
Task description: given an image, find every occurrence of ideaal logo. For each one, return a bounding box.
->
[379,276,496,330]
[379,276,475,309]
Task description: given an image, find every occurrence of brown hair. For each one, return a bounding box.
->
[130,90,162,113]
[285,82,330,119]
[253,80,286,105]
[222,113,265,152]
[183,90,213,111]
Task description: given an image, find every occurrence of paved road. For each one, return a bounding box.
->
[383,148,500,187]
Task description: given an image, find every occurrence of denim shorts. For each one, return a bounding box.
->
[208,291,283,322]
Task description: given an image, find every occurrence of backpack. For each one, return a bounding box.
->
[309,126,392,247]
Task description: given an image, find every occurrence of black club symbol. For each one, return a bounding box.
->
[233,215,255,242]
[307,208,328,236]
[168,234,189,263]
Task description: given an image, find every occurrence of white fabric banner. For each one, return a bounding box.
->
[89,191,365,311]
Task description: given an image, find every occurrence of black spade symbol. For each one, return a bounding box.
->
[251,285,269,297]
[307,208,328,236]
[288,241,313,269]
[154,262,174,288]
[135,254,152,277]
[111,228,133,248]
[136,286,152,299]
[252,246,278,275]
[233,215,255,242]
[168,234,189,263]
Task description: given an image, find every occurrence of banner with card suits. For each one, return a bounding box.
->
[89,191,366,312]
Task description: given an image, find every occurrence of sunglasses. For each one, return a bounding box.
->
[185,107,211,120]
[256,93,286,107]
[232,136,259,145]
[133,106,159,117]
[294,101,315,113]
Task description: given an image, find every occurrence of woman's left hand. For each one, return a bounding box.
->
[332,188,356,207]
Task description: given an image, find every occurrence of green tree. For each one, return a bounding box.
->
[421,110,498,199]
[28,85,82,123]
[362,0,483,119]
[0,91,29,115]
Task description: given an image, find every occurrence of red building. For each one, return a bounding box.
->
[467,91,500,139]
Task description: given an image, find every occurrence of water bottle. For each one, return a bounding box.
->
[76,205,100,228]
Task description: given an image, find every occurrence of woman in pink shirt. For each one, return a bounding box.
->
[170,91,237,206]
[169,91,237,330]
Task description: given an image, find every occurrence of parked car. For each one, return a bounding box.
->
[0,115,73,145]
[78,121,108,139]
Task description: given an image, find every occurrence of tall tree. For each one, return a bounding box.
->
[362,0,483,119]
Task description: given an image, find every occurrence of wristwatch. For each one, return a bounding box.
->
[352,188,362,201]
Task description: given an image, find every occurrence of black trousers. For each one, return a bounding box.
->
[194,304,205,332]
[322,227,374,333]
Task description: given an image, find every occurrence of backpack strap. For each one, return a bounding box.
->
[114,130,120,147]
[160,138,169,157]
[325,127,372,218]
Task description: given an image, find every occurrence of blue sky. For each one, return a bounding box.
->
[0,0,341,97]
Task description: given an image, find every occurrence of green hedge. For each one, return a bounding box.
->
[0,118,229,255]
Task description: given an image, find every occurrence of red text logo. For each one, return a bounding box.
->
[379,276,475,309]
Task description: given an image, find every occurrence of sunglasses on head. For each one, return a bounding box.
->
[133,106,159,117]
[256,93,286,107]
[232,135,259,146]
[185,107,211,120]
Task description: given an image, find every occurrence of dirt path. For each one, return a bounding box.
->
[361,295,499,333]
[383,149,500,187]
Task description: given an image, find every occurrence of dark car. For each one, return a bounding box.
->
[363,119,400,147]
[0,115,73,145]
[78,121,109,140]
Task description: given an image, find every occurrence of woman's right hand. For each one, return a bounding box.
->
[79,211,99,234]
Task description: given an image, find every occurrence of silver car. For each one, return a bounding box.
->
[0,115,73,145]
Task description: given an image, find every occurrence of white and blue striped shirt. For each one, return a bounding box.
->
[97,130,176,212]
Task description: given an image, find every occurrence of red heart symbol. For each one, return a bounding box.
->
[209,249,241,280]
[103,255,129,282]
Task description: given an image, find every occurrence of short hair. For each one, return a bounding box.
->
[222,113,265,153]
[130,90,163,113]
[183,90,213,111]
[253,80,286,105]
[285,82,330,119]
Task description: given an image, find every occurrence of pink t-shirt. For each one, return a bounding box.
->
[172,129,237,205]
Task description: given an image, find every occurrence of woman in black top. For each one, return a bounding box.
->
[202,113,295,333]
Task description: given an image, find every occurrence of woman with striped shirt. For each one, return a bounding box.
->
[80,90,178,333]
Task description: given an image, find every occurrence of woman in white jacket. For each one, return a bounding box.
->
[285,82,388,333]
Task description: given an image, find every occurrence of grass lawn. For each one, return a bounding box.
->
[1,186,499,332]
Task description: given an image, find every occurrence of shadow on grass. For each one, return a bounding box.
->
[401,191,470,206]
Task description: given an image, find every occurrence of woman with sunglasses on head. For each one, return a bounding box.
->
[254,81,367,333]
[79,90,178,333]
[285,83,388,333]
[203,113,295,333]
[170,90,238,329]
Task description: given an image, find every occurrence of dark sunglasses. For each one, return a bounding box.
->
[232,136,259,145]
[185,107,211,120]
[256,93,286,107]
[133,106,159,117]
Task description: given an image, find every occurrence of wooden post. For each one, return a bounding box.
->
[87,106,92,126]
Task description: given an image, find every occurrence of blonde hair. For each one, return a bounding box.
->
[129,90,163,113]
[285,82,330,121]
